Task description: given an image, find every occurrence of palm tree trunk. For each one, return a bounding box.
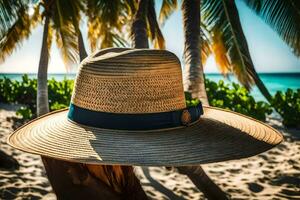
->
[37,15,50,116]
[182,0,209,106]
[77,29,88,62]
[131,0,149,48]
[181,0,228,199]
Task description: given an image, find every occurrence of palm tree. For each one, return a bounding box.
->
[201,0,300,103]
[0,0,80,116]
[131,0,150,48]
[160,0,297,104]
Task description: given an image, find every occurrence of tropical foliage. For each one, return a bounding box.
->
[0,0,81,64]
[0,0,29,38]
[272,89,300,128]
[205,79,272,121]
[244,0,300,57]
[158,0,300,105]
[0,75,73,119]
[85,0,132,50]
[185,79,272,121]
[201,0,272,103]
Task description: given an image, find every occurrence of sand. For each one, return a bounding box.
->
[0,104,299,199]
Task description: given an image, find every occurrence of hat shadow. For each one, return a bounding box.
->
[82,117,276,166]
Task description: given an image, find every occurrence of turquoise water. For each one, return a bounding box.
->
[207,73,300,101]
[1,73,299,102]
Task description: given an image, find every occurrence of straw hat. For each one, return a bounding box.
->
[8,48,283,166]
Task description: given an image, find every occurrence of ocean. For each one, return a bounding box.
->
[1,73,299,102]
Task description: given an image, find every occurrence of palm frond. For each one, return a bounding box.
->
[67,0,84,31]
[0,0,30,37]
[200,25,212,65]
[86,0,129,50]
[100,29,128,49]
[159,0,177,26]
[125,0,137,16]
[52,0,79,64]
[147,0,165,49]
[202,0,255,89]
[47,23,53,56]
[244,0,300,57]
[0,4,36,63]
[211,28,230,75]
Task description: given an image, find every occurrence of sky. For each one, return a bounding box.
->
[0,0,300,74]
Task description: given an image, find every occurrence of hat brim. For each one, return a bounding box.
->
[7,106,283,166]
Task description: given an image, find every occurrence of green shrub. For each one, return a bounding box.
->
[185,92,201,107]
[205,79,272,121]
[0,75,73,119]
[48,78,73,111]
[16,106,33,119]
[272,89,300,128]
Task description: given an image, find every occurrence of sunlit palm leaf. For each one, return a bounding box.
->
[202,0,272,101]
[52,0,79,65]
[126,0,137,15]
[68,0,84,31]
[47,23,53,57]
[86,0,129,50]
[100,27,128,48]
[244,0,300,57]
[0,0,29,37]
[202,0,255,89]
[147,0,165,49]
[210,28,230,75]
[200,25,212,65]
[159,0,177,25]
[0,5,36,63]
[53,23,78,65]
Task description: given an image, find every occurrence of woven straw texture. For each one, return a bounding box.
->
[8,106,282,166]
[8,48,283,166]
[72,48,186,113]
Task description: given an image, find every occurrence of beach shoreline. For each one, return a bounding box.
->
[0,104,299,200]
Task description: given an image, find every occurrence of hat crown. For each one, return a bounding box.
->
[71,48,186,113]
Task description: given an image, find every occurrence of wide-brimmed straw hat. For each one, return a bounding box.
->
[8,48,283,166]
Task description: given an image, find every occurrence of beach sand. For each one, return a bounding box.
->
[0,104,299,199]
